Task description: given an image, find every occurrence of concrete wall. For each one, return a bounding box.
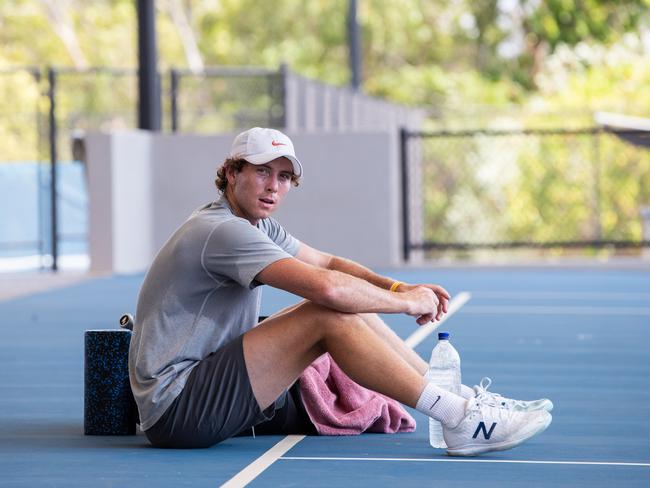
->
[85,130,403,274]
[273,132,401,262]
[151,134,228,248]
[86,131,154,274]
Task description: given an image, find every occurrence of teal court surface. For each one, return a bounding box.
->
[1,266,649,487]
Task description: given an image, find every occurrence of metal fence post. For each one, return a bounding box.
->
[32,68,47,260]
[137,0,161,131]
[276,64,288,129]
[592,128,603,240]
[47,67,58,271]
[400,127,411,262]
[170,68,179,132]
[266,67,285,128]
[347,0,361,90]
[641,206,650,259]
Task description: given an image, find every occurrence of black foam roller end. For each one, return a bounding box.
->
[84,330,138,435]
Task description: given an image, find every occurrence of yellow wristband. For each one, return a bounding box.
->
[389,281,404,293]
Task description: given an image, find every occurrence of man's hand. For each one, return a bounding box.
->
[399,283,450,324]
[402,286,440,325]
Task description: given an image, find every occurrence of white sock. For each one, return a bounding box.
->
[421,369,475,399]
[415,382,467,428]
[460,384,475,399]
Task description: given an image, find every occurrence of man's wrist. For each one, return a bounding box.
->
[389,281,404,293]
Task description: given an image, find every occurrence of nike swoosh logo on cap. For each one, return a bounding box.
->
[271,140,286,146]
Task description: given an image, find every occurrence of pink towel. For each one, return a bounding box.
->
[298,353,416,435]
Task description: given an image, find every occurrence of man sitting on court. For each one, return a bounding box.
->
[129,127,553,456]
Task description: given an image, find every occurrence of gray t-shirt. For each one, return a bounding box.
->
[130,196,300,430]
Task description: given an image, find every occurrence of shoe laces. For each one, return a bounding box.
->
[465,390,517,423]
[474,377,526,410]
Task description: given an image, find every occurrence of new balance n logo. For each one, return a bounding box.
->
[472,422,497,439]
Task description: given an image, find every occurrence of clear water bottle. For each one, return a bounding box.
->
[425,331,461,448]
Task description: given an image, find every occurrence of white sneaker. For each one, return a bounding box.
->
[443,397,552,457]
[474,377,554,412]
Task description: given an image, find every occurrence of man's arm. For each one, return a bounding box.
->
[294,243,393,289]
[294,242,450,321]
[255,256,439,325]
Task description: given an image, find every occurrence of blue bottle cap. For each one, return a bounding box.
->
[438,332,450,340]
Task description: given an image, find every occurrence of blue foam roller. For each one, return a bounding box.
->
[84,329,138,435]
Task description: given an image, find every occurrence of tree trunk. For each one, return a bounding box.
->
[41,0,88,70]
[161,0,204,73]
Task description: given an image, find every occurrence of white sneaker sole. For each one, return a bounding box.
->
[446,413,552,457]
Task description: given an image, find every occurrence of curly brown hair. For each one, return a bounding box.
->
[215,157,300,192]
[215,158,247,192]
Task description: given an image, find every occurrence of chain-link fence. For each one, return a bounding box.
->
[0,66,285,269]
[50,67,139,265]
[10,65,640,268]
[169,67,285,133]
[401,128,650,260]
[0,67,49,265]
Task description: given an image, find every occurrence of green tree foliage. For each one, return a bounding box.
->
[1,0,648,109]
[524,0,648,49]
[1,0,649,252]
[0,69,41,161]
[197,0,349,84]
[531,34,650,120]
[460,0,650,89]
[417,33,650,251]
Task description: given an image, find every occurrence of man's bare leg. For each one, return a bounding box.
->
[358,313,428,376]
[245,302,551,457]
[263,299,307,321]
[267,306,462,395]
[243,301,427,410]
[359,314,479,399]
[267,305,427,375]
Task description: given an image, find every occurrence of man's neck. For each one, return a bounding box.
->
[224,189,257,226]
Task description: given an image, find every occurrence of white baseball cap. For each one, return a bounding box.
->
[229,127,303,177]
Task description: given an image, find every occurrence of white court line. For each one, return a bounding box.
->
[462,305,650,315]
[223,292,471,486]
[221,435,305,488]
[405,292,471,348]
[280,456,650,468]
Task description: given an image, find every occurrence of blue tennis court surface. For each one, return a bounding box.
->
[1,267,649,487]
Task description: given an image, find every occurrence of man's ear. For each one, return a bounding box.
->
[226,165,237,186]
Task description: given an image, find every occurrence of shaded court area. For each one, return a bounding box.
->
[1,266,649,487]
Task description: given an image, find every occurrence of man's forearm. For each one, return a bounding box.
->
[257,256,436,320]
[326,255,398,291]
[318,268,410,315]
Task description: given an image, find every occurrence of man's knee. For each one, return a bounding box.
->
[301,303,366,337]
[359,312,381,323]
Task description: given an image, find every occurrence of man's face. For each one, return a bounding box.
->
[226,157,294,225]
